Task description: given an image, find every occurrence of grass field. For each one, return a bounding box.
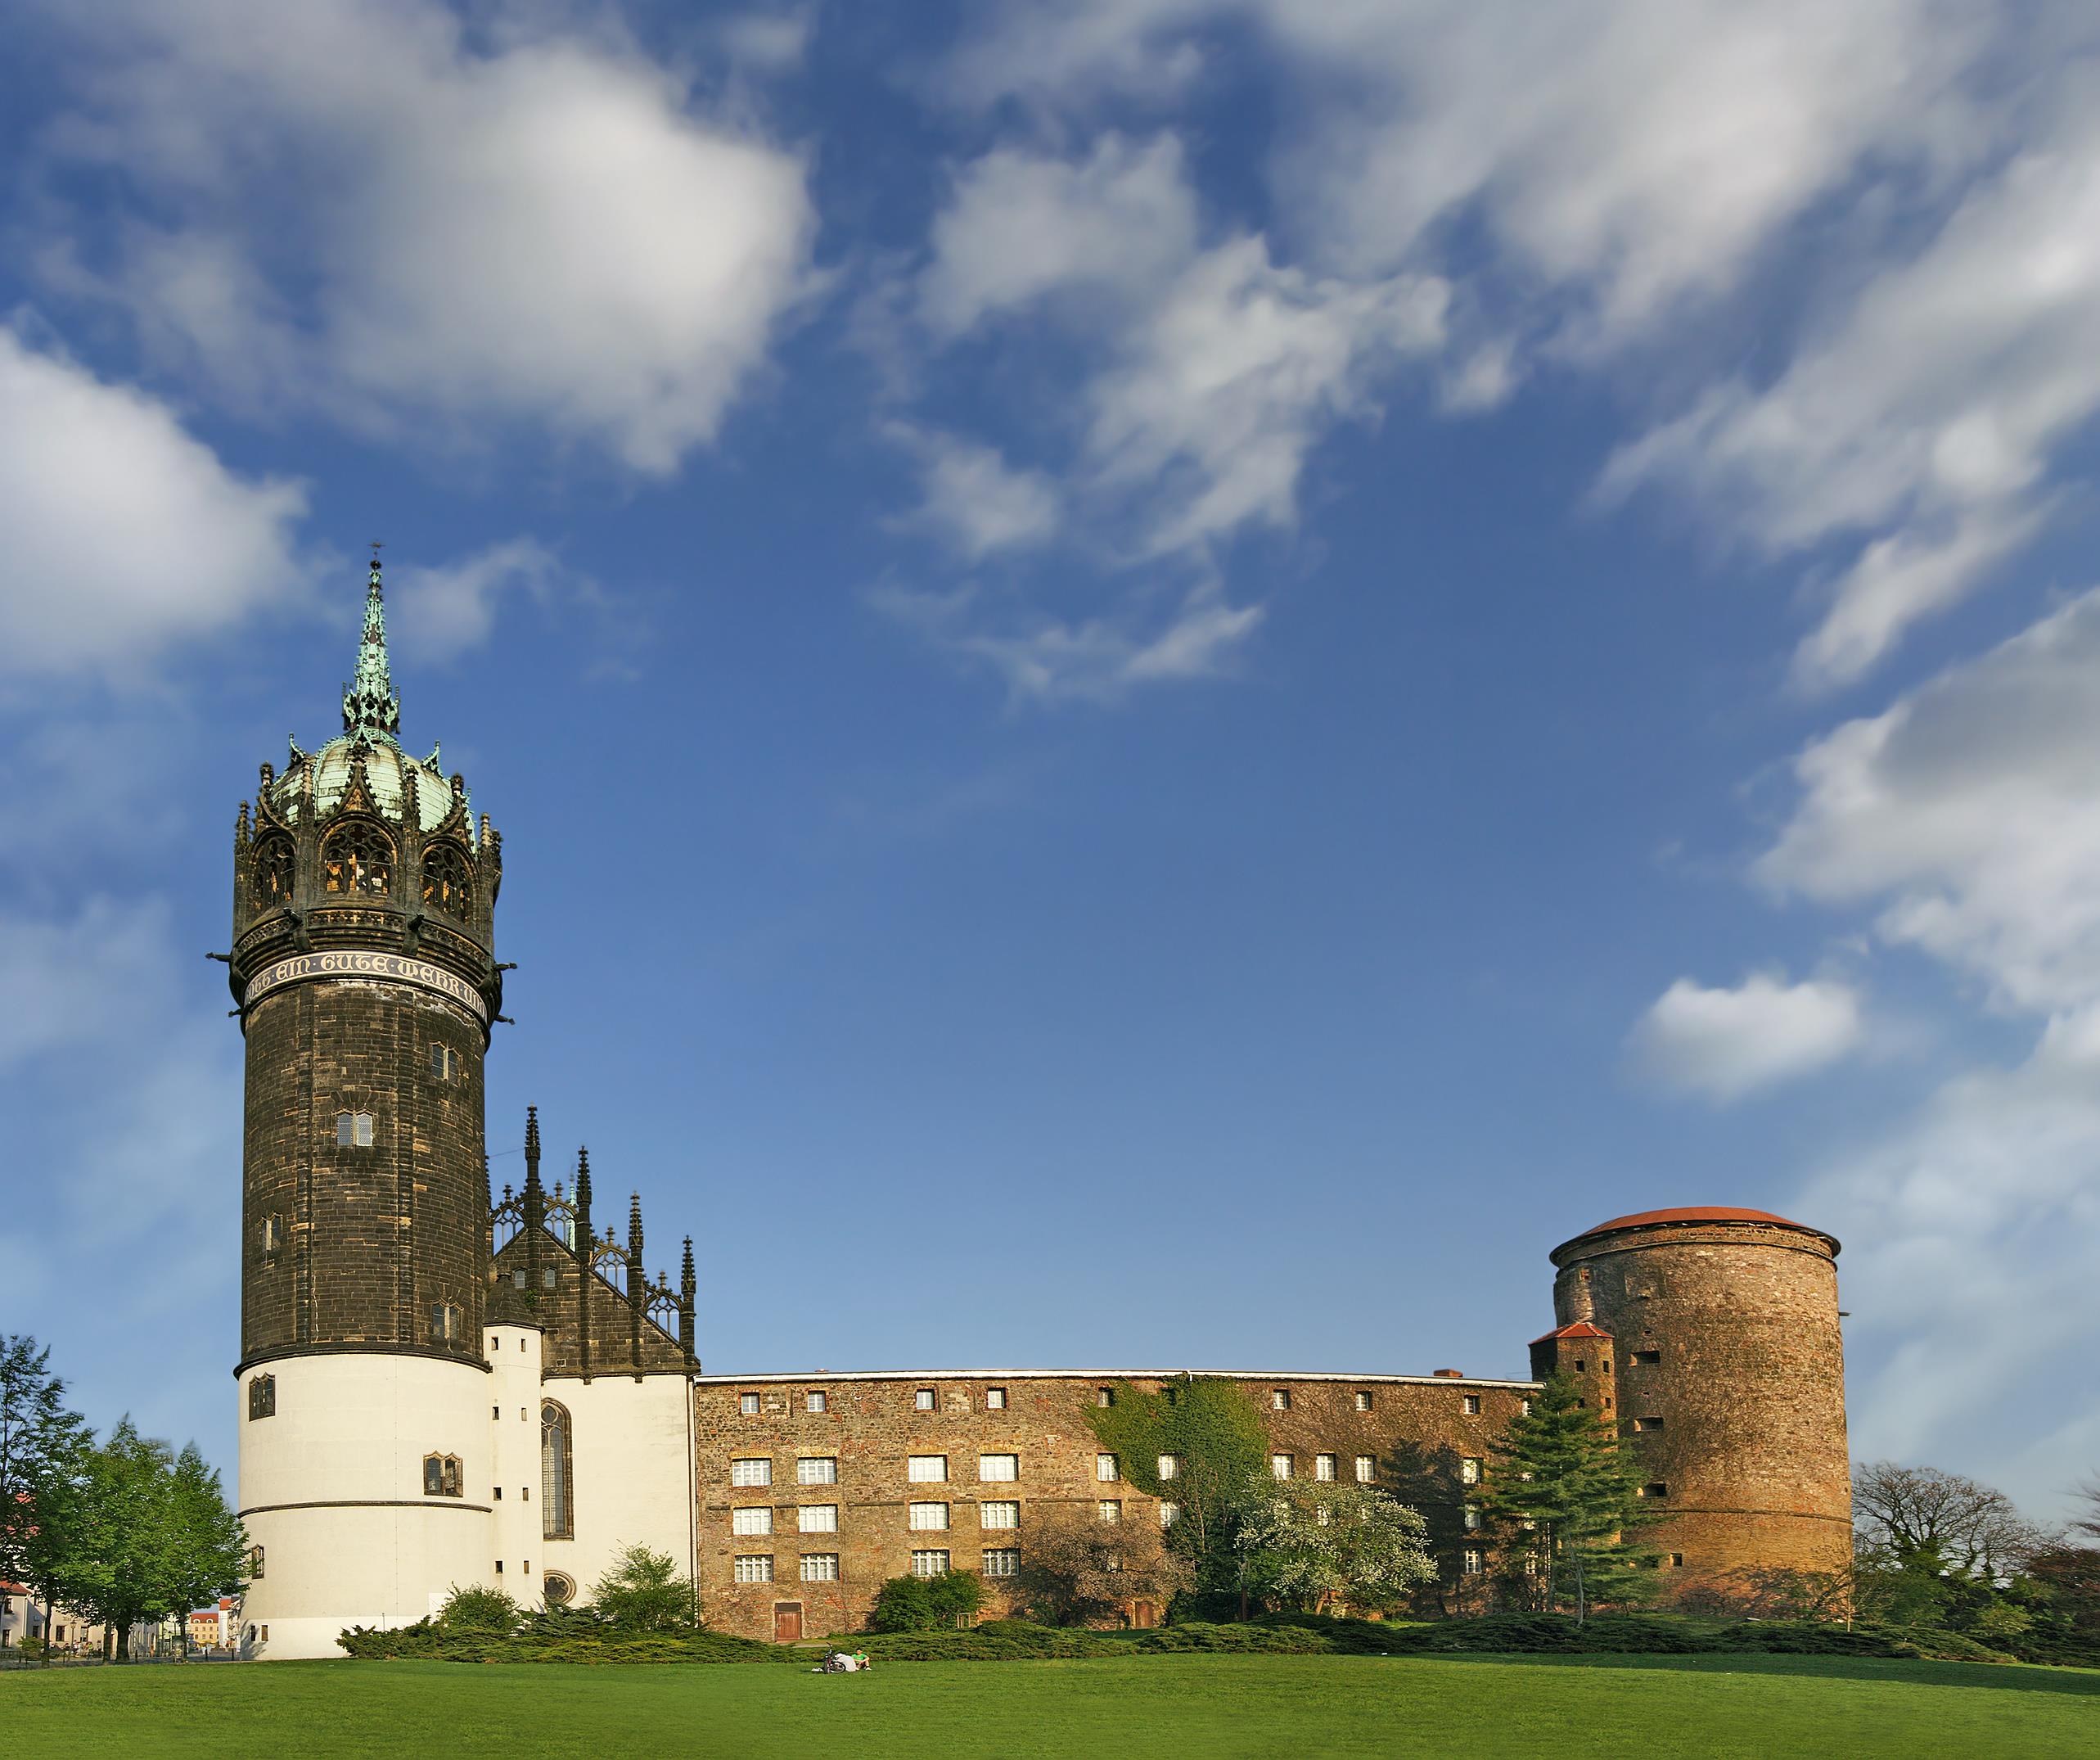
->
[6,1653,2097,1758]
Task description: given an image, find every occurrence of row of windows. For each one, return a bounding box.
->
[728,1454,1015,1487]
[736,1383,1499,1417]
[250,828,476,913]
[730,1498,1170,1535]
[728,1550,1024,1586]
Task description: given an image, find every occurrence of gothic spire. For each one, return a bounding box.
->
[342,548,402,742]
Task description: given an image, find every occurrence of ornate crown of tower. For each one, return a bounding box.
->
[228,553,504,1021]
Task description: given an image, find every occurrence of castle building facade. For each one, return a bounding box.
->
[228,567,1852,1657]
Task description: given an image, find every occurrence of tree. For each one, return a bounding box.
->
[1014,1504,1191,1627]
[588,1543,696,1630]
[867,1569,985,1632]
[1853,1462,2045,1582]
[1229,1476,1436,1613]
[162,1444,249,1640]
[1476,1373,1656,1622]
[0,1336,92,1662]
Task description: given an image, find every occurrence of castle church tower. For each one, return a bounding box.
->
[228,556,505,1658]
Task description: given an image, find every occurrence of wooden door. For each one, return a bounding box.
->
[774,1603,803,1643]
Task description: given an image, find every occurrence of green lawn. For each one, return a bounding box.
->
[6,1654,2097,1759]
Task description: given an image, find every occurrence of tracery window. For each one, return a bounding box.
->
[424,1453,462,1498]
[251,836,295,910]
[420,841,474,918]
[248,1374,275,1420]
[543,1571,576,1606]
[322,822,393,896]
[541,1401,574,1540]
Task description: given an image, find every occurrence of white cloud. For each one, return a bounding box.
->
[393,538,566,665]
[886,426,1061,560]
[1631,972,1865,1101]
[0,324,306,678]
[39,0,817,473]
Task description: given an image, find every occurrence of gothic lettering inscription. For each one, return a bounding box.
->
[244,949,488,1022]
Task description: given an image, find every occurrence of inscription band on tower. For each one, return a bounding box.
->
[243,949,489,1023]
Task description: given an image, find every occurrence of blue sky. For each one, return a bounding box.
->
[4,1,2099,1525]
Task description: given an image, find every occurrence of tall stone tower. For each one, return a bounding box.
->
[1532,1207,1851,1590]
[228,555,504,1658]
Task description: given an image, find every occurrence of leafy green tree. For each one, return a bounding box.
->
[1476,1373,1656,1622]
[163,1444,248,1638]
[588,1542,695,1630]
[1229,1476,1437,1613]
[867,1568,985,1632]
[59,1419,183,1658]
[0,1334,92,1648]
[1087,1377,1270,1598]
[1013,1504,1190,1627]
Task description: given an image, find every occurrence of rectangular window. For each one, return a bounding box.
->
[1096,1387,1113,1407]
[804,1390,827,1414]
[738,1392,760,1415]
[1463,1505,1481,1531]
[1354,1390,1372,1411]
[1462,1395,1481,1415]
[1462,1548,1484,1576]
[914,1388,936,1410]
[908,1502,950,1532]
[336,1110,375,1148]
[732,1555,773,1584]
[980,1501,1019,1530]
[1520,1398,1533,1415]
[797,1456,838,1486]
[1159,1501,1180,1528]
[249,1545,264,1580]
[260,1214,284,1253]
[731,1506,773,1537]
[1639,1482,1669,1500]
[429,1044,459,1081]
[1096,1453,1118,1482]
[910,1550,950,1577]
[1315,1453,1336,1482]
[731,1458,772,1487]
[800,1553,840,1582]
[1631,1351,1661,1366]
[1156,1454,1179,1481]
[1271,1454,1293,1480]
[985,1387,1007,1410]
[1633,1417,1664,1433]
[982,1548,1020,1578]
[248,1375,275,1420]
[1097,1501,1121,1524]
[1668,1553,1685,1568]
[1461,1457,1482,1486]
[798,1505,838,1534]
[978,1453,1018,1482]
[1354,1455,1374,1484]
[1270,1389,1291,1410]
[908,1455,948,1483]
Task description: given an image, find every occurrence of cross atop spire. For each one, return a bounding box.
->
[342,549,401,741]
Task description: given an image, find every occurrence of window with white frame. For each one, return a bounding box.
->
[985,1387,1007,1410]
[908,1502,950,1531]
[799,1505,838,1533]
[800,1554,840,1582]
[1462,1548,1484,1576]
[1354,1390,1372,1411]
[1271,1454,1293,1480]
[732,1555,773,1584]
[737,1391,760,1415]
[732,1458,772,1487]
[979,1453,1018,1482]
[731,1506,773,1537]
[805,1390,827,1414]
[1354,1455,1375,1483]
[1270,1389,1291,1410]
[1462,1394,1480,1415]
[1159,1501,1180,1528]
[982,1547,1019,1578]
[1520,1398,1533,1415]
[1461,1457,1482,1486]
[914,1388,936,1411]
[1156,1454,1180,1481]
[1463,1505,1481,1531]
[1316,1503,1333,1526]
[1315,1453,1336,1482]
[798,1457,838,1486]
[980,1501,1019,1530]
[336,1110,375,1148]
[1097,1501,1121,1524]
[1096,1453,1118,1482]
[908,1455,947,1483]
[910,1550,950,1577]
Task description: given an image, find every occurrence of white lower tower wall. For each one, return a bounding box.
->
[539,1372,697,1612]
[237,1353,493,1660]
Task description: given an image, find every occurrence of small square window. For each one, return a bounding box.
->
[739,1392,760,1415]
[1159,1501,1180,1528]
[1156,1454,1179,1481]
[1461,1457,1482,1486]
[1271,1454,1293,1480]
[1097,1501,1120,1524]
[1096,1387,1113,1408]
[985,1387,1007,1410]
[731,1458,772,1487]
[908,1455,948,1483]
[1667,1552,1685,1568]
[1461,1548,1484,1576]
[732,1555,773,1584]
[799,1505,838,1534]
[731,1506,773,1537]
[1639,1482,1669,1501]
[982,1547,1019,1578]
[979,1453,1018,1482]
[980,1501,1019,1530]
[805,1390,827,1413]
[1270,1389,1291,1411]
[1354,1455,1374,1484]
[1096,1453,1119,1482]
[909,1502,950,1532]
[1462,1394,1481,1415]
[1354,1391,1372,1412]
[1633,1416,1664,1433]
[914,1388,936,1411]
[797,1456,838,1486]
[800,1553,840,1582]
[1632,1351,1661,1366]
[910,1550,950,1577]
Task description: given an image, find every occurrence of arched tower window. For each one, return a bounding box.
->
[321,822,393,896]
[251,835,295,910]
[541,1401,574,1540]
[420,841,474,918]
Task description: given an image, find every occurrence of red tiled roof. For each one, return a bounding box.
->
[1528,1320,1611,1346]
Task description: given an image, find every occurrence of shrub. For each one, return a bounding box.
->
[867,1570,985,1632]
[435,1583,519,1635]
[590,1543,696,1631]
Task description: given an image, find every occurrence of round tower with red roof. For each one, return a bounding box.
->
[1532,1207,1851,1592]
